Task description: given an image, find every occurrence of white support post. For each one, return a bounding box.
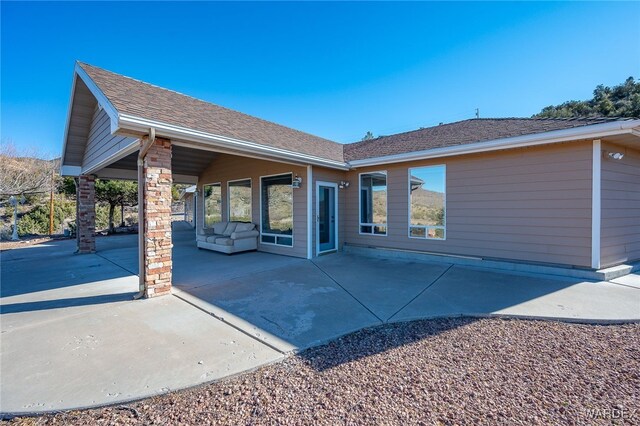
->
[591,139,601,270]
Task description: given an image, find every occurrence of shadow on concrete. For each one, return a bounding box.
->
[0,292,136,314]
[1,246,134,299]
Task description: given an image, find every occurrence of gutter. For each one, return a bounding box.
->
[348,120,640,167]
[134,128,156,300]
[118,113,350,170]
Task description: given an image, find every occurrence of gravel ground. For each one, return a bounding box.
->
[5,318,639,425]
[0,235,65,251]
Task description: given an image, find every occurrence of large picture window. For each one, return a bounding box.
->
[409,165,446,240]
[203,183,222,227]
[359,171,387,235]
[260,174,293,246]
[228,179,252,222]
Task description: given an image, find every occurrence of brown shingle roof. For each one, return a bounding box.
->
[344,117,628,161]
[78,62,345,163]
[77,63,634,165]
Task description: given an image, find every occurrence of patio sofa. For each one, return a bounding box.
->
[196,221,259,254]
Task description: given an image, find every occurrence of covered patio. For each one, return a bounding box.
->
[61,62,351,300]
[2,222,638,413]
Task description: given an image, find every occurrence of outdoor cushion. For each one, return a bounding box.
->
[234,222,255,232]
[230,230,259,240]
[200,228,215,236]
[222,222,238,236]
[206,236,218,243]
[214,237,234,246]
[196,234,208,242]
[213,222,228,235]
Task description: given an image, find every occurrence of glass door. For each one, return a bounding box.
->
[317,184,337,253]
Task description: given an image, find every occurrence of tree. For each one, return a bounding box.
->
[0,141,57,201]
[534,76,640,118]
[362,131,375,141]
[95,179,138,233]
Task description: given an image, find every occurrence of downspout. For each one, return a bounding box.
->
[134,128,156,299]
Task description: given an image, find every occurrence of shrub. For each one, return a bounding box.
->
[16,196,76,236]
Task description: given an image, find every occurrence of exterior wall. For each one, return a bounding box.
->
[343,141,594,268]
[198,154,309,258]
[312,167,347,256]
[83,107,136,172]
[600,142,640,267]
[184,193,195,227]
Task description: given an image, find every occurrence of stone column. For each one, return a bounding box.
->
[76,175,96,254]
[142,137,173,297]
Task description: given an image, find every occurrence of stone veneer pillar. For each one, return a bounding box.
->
[142,137,173,297]
[76,175,96,254]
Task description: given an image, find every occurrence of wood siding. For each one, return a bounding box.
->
[343,141,594,268]
[198,154,308,258]
[83,107,136,172]
[64,79,97,166]
[600,142,640,267]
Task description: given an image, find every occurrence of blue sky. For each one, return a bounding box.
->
[2,2,639,158]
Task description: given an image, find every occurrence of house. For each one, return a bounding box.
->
[179,185,197,227]
[60,62,640,298]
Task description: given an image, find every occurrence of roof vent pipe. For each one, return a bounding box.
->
[134,128,156,300]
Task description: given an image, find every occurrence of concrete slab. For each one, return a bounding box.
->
[0,294,282,414]
[610,273,640,290]
[3,223,638,415]
[313,253,451,320]
[393,265,640,323]
[179,261,382,351]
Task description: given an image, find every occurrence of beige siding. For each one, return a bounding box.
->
[82,107,136,172]
[344,141,594,268]
[198,154,308,258]
[600,142,640,267]
[312,167,347,256]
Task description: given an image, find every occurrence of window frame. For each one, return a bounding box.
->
[407,165,447,241]
[259,172,294,248]
[202,182,222,228]
[227,177,252,223]
[358,170,388,237]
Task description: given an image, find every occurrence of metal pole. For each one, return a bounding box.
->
[10,196,19,241]
[49,169,55,235]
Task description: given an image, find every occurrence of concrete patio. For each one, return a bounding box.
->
[1,222,639,414]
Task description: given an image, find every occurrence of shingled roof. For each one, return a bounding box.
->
[77,62,635,166]
[344,117,631,161]
[78,62,345,163]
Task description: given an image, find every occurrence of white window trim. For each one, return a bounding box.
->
[358,171,388,236]
[408,165,447,241]
[227,177,252,223]
[316,181,339,255]
[259,172,294,248]
[202,182,222,228]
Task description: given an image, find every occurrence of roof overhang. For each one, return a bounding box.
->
[348,120,640,167]
[116,113,350,170]
[62,62,350,173]
[63,62,640,174]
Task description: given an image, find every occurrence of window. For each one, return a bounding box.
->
[203,183,222,227]
[228,179,252,222]
[260,174,293,246]
[359,171,387,235]
[409,165,446,240]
